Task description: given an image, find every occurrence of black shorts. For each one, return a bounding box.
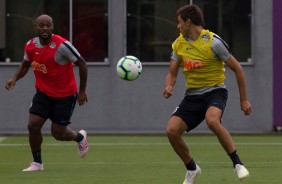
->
[172,88,228,132]
[29,90,77,126]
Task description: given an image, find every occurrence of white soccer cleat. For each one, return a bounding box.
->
[234,164,249,180]
[77,130,88,158]
[183,164,201,184]
[22,162,44,172]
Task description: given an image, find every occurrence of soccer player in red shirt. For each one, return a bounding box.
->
[5,14,89,171]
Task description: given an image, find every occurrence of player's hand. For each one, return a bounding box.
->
[5,78,16,90]
[77,91,88,106]
[241,100,252,115]
[163,85,173,99]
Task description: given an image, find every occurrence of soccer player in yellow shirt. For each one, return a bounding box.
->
[163,5,252,184]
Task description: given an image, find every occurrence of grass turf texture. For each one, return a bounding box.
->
[0,135,281,184]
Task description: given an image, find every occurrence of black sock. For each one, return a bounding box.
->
[228,150,243,168]
[75,132,84,142]
[32,151,42,164]
[185,159,196,171]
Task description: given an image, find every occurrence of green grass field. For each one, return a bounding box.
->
[0,134,281,184]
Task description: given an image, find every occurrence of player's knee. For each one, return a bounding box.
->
[206,118,220,132]
[166,118,187,139]
[166,125,180,139]
[52,134,64,141]
[27,122,41,132]
[51,130,65,141]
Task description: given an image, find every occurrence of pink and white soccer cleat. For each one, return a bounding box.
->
[22,162,44,172]
[77,130,89,158]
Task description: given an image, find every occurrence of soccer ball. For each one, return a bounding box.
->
[116,55,142,81]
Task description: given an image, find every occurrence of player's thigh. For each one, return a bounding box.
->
[51,123,67,135]
[29,91,51,120]
[205,88,227,126]
[28,113,46,129]
[51,94,77,125]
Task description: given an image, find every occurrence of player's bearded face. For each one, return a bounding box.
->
[35,22,54,40]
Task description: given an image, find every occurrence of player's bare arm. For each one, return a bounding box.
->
[5,60,31,90]
[74,57,88,106]
[163,59,180,99]
[225,55,252,115]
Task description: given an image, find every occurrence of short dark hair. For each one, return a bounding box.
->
[177,5,205,27]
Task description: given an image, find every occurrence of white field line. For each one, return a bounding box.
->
[1,161,282,165]
[0,137,6,142]
[1,142,282,147]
